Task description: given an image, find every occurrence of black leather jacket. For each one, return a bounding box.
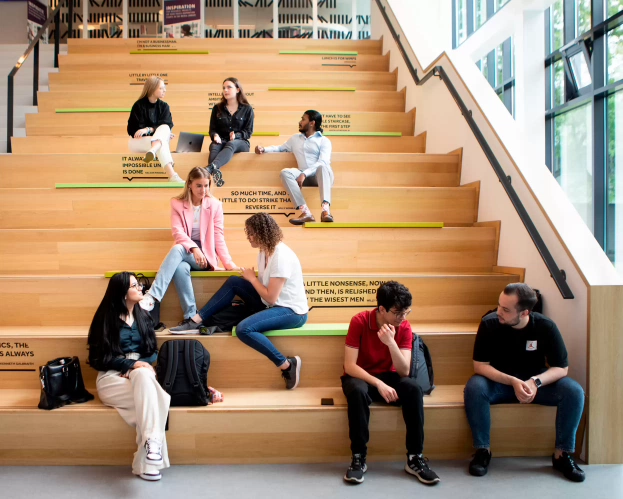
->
[127,97,174,137]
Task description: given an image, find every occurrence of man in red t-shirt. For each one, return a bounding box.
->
[341,281,440,486]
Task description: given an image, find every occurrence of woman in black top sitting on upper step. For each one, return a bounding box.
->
[127,76,182,182]
[205,77,254,188]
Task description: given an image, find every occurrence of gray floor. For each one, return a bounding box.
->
[1,458,622,499]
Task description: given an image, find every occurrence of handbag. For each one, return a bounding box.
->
[38,356,94,410]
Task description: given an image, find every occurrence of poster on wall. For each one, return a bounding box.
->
[27,0,47,43]
[163,0,201,38]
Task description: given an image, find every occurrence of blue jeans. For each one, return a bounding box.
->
[463,374,585,453]
[149,244,204,318]
[197,276,308,366]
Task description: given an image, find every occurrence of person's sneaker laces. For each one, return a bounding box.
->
[281,356,301,390]
[552,452,585,482]
[169,318,202,333]
[207,164,225,187]
[344,453,367,484]
[144,439,163,466]
[139,471,162,481]
[469,448,492,477]
[139,292,155,312]
[405,454,440,485]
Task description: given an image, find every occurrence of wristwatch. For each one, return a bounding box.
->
[531,376,542,388]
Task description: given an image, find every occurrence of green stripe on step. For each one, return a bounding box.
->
[268,87,356,92]
[232,323,348,337]
[279,51,358,56]
[129,50,210,54]
[56,182,184,189]
[324,131,403,137]
[56,108,131,113]
[105,271,244,278]
[304,222,444,228]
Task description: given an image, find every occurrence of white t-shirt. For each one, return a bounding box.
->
[257,242,308,314]
[191,204,201,242]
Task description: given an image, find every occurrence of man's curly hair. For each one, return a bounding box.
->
[245,213,283,254]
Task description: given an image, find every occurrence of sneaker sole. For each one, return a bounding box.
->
[291,355,302,390]
[169,329,200,335]
[139,472,162,481]
[469,466,488,477]
[404,464,440,485]
[343,475,364,484]
[146,456,164,466]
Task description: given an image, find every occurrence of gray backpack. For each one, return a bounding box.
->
[409,334,435,395]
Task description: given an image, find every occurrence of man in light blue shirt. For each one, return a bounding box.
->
[255,110,335,225]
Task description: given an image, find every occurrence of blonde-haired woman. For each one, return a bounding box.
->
[140,167,237,328]
[127,76,182,182]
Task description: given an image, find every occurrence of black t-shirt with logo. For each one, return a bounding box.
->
[472,312,568,381]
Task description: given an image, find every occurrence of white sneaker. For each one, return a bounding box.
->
[145,439,163,466]
[139,292,155,312]
[169,172,184,183]
[139,471,162,481]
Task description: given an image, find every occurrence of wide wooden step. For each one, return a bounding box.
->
[0,185,479,229]
[0,226,499,275]
[25,110,415,137]
[48,70,397,91]
[57,53,390,72]
[0,386,556,464]
[37,89,406,113]
[0,272,519,326]
[1,150,457,189]
[66,38,384,55]
[0,328,478,390]
[11,134,427,154]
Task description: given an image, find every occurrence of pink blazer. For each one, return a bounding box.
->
[170,196,236,270]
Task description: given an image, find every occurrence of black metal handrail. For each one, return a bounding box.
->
[375,0,574,299]
[6,1,66,154]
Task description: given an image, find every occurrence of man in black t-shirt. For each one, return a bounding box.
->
[464,283,585,482]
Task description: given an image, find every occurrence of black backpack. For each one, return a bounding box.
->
[409,334,435,395]
[156,340,211,406]
[202,299,254,333]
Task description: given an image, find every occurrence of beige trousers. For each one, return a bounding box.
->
[127,124,174,167]
[97,367,171,475]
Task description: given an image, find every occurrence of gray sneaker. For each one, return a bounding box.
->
[169,318,202,333]
[281,356,301,390]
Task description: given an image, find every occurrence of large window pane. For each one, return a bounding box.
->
[475,0,487,29]
[457,0,468,44]
[576,0,591,36]
[608,25,623,84]
[551,0,564,53]
[496,42,504,86]
[608,0,623,18]
[606,91,623,276]
[554,59,565,107]
[554,104,594,231]
[495,0,510,12]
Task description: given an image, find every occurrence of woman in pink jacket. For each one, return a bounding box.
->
[140,167,236,330]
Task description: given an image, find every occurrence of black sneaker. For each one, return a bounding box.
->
[552,452,585,482]
[281,356,301,390]
[207,164,225,187]
[169,318,202,333]
[405,454,440,485]
[469,448,492,476]
[344,453,367,484]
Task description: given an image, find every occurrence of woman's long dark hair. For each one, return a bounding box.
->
[87,272,157,371]
[216,77,250,118]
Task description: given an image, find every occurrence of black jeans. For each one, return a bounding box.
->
[341,373,425,456]
[208,139,250,169]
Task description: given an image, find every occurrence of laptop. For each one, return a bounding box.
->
[175,132,205,153]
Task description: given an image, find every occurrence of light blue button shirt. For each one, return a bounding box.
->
[264,131,332,178]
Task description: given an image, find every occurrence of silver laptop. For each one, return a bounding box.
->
[175,132,205,153]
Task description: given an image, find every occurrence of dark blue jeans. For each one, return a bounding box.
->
[463,374,584,453]
[197,276,307,366]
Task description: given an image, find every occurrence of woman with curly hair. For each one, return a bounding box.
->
[183,212,308,389]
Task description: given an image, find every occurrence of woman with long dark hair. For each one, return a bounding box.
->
[87,272,169,481]
[181,213,308,389]
[127,76,182,182]
[205,77,254,187]
[140,166,237,331]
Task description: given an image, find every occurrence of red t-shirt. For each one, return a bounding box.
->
[345,309,413,374]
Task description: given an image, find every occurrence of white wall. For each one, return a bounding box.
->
[373,0,623,390]
[0,2,28,44]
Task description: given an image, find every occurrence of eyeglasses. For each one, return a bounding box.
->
[389,308,411,319]
[129,283,144,290]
